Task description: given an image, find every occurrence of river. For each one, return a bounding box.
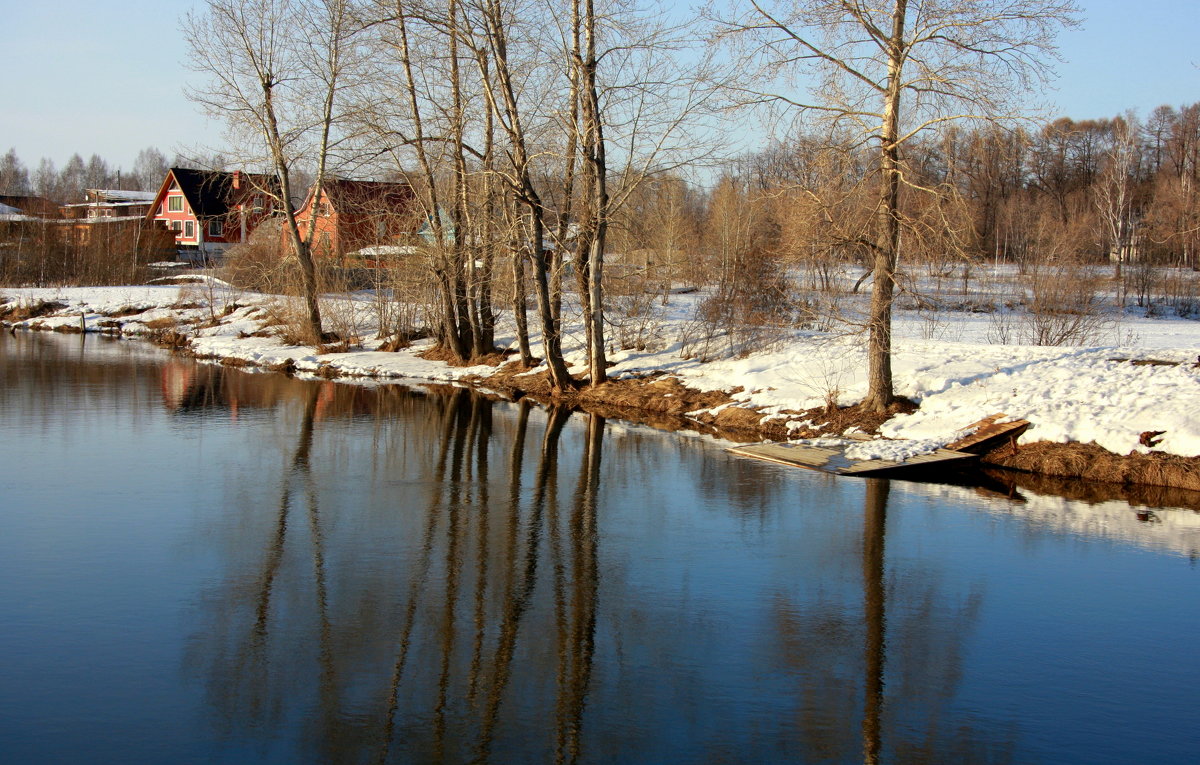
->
[1,330,1197,764]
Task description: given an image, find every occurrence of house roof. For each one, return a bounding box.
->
[85,189,157,203]
[309,179,414,215]
[151,168,279,219]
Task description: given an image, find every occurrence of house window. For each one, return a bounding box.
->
[184,221,195,239]
[171,221,183,232]
[253,195,264,211]
[168,196,183,212]
[209,220,224,237]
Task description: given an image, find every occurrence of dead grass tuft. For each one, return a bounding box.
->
[417,344,506,367]
[142,317,178,330]
[103,305,150,318]
[0,300,67,321]
[986,440,1200,493]
[317,339,360,354]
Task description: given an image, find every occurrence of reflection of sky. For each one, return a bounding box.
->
[887,488,1200,764]
[1,332,1198,763]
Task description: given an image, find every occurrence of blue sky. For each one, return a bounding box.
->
[0,0,1196,174]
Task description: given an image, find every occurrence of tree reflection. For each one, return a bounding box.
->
[861,478,887,765]
[183,376,1012,763]
[187,382,608,763]
[772,477,1006,763]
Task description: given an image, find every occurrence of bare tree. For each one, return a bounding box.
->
[475,0,576,389]
[132,147,171,191]
[1094,113,1141,289]
[714,0,1079,410]
[185,0,362,343]
[0,149,31,195]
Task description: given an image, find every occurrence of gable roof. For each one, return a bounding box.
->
[309,179,414,216]
[148,168,280,220]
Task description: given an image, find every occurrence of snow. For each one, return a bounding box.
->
[4,270,1200,459]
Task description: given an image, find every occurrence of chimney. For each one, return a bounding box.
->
[233,170,242,190]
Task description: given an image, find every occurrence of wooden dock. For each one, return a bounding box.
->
[727,440,978,477]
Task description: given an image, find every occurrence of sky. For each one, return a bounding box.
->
[0,0,1197,175]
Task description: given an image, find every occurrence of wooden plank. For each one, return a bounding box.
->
[946,414,1030,455]
[727,441,977,477]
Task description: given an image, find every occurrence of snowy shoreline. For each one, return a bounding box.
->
[4,281,1200,492]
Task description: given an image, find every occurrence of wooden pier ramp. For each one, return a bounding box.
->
[727,440,978,477]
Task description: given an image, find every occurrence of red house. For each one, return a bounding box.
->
[145,168,279,262]
[292,179,418,263]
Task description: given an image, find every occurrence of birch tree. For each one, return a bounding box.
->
[185,0,362,343]
[715,0,1079,411]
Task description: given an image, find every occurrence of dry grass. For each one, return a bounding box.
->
[142,317,179,330]
[0,299,67,321]
[983,467,1200,511]
[985,440,1200,493]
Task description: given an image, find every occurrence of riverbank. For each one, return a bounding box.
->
[4,282,1200,493]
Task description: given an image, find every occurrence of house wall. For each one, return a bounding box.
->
[338,211,411,255]
[294,191,343,258]
[151,184,201,247]
[294,186,417,261]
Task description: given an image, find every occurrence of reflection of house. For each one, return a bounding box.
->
[145,168,280,262]
[60,189,157,220]
[293,179,418,262]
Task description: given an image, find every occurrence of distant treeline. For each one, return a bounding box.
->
[0,147,178,203]
[690,103,1200,275]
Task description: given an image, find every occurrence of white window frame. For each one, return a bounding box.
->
[184,220,195,239]
[168,195,183,212]
[208,219,224,237]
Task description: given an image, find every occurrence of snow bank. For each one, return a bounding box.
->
[4,281,1200,459]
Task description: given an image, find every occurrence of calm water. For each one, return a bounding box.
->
[1,331,1198,764]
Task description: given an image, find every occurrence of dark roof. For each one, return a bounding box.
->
[317,179,413,214]
[169,168,279,218]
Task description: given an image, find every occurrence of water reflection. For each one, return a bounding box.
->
[3,332,1198,764]
[862,479,886,765]
[174,370,1001,763]
[177,373,614,762]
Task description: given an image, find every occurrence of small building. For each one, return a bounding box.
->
[60,189,157,221]
[293,179,419,263]
[145,168,280,263]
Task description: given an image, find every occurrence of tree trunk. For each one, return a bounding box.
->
[863,0,906,413]
[577,0,608,385]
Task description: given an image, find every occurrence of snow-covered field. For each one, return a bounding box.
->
[3,270,1199,459]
